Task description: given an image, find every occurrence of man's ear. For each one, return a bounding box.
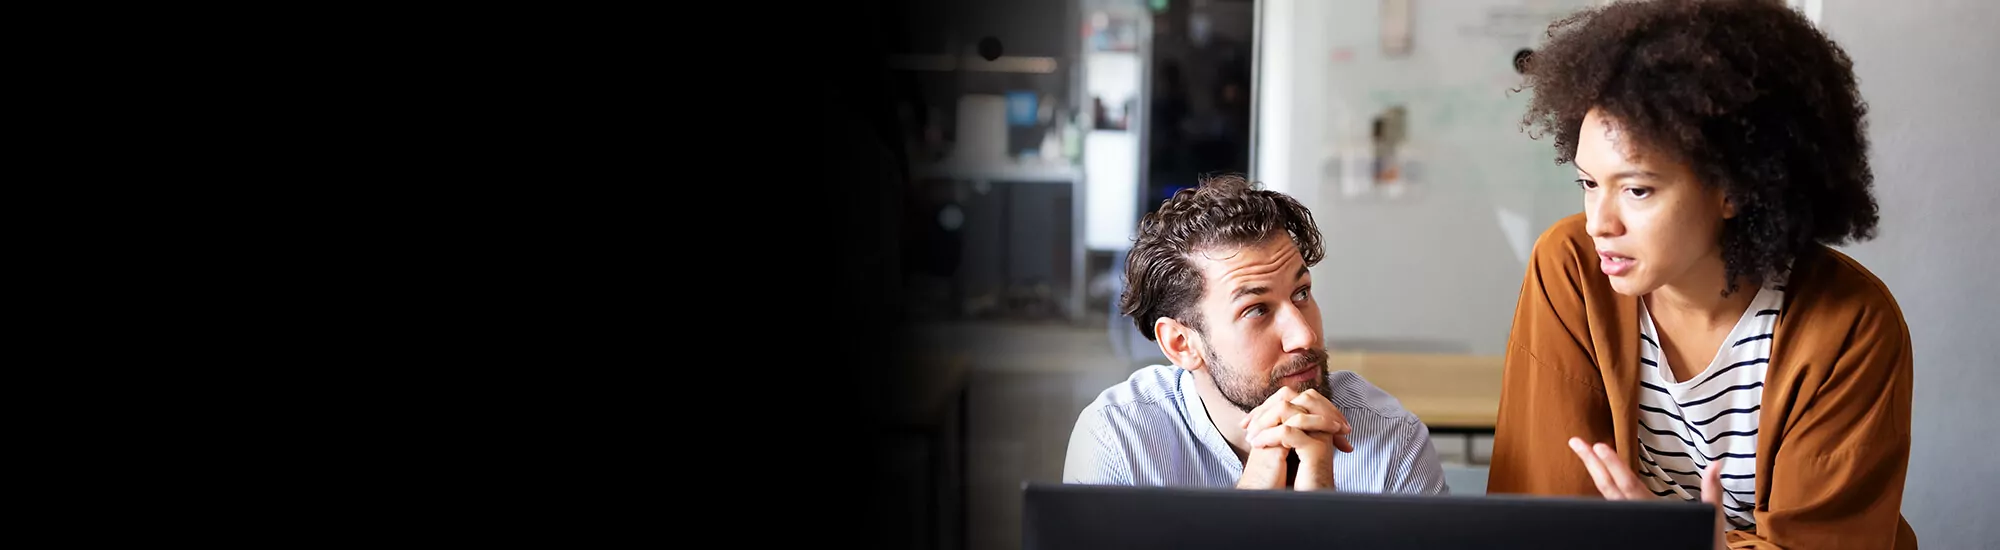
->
[1154,317,1206,372]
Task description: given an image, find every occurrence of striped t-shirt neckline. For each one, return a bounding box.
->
[1634,280,1783,531]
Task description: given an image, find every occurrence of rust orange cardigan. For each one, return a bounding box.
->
[1487,213,1918,549]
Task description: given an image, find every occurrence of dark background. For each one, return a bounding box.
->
[789,0,1252,547]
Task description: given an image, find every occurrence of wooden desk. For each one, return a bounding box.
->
[1329,352,1503,463]
[1328,352,1504,430]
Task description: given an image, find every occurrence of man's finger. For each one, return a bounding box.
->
[1242,400,1275,431]
[1281,413,1350,440]
[1288,389,1353,445]
[1270,386,1299,406]
[1282,414,1355,453]
[1290,388,1339,416]
[1282,414,1347,439]
[1593,443,1646,499]
[1278,425,1328,454]
[1250,425,1306,450]
[1244,387,1302,429]
[1283,413,1324,428]
[1290,389,1352,430]
[1568,437,1621,500]
[1246,405,1308,449]
[1249,425,1294,448]
[1253,425,1329,455]
[1249,402,1310,436]
[1241,402,1271,429]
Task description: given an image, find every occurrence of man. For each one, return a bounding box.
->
[1063,174,1447,494]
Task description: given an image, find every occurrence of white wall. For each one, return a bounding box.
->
[1821,1,2000,546]
[1257,0,2000,544]
[1256,0,1596,354]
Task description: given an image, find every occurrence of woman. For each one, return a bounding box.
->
[1488,1,1916,548]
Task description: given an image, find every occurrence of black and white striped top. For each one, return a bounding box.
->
[1634,281,1782,531]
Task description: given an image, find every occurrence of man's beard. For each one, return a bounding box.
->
[1208,346,1330,413]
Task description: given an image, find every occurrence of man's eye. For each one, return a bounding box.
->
[1243,305,1266,318]
[1626,187,1652,199]
[1576,179,1598,190]
[1293,287,1311,302]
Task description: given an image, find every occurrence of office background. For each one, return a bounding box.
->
[854,1,2000,548]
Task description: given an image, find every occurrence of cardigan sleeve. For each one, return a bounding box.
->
[1486,221,1617,497]
[1728,291,1917,549]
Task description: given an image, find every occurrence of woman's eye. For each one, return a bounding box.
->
[1576,179,1597,190]
[1626,187,1652,199]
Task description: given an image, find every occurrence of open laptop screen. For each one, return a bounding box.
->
[1023,482,1715,550]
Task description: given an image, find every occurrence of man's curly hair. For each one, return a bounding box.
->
[1520,0,1878,295]
[1121,174,1323,341]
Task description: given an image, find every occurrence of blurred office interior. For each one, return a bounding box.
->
[866,1,2000,549]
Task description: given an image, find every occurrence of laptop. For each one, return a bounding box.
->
[1022,482,1717,550]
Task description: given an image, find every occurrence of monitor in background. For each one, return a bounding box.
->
[1023,482,1716,550]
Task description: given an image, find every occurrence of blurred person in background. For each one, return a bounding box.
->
[1064,174,1446,495]
[1490,1,1916,548]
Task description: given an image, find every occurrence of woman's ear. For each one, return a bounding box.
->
[1721,191,1738,220]
[1154,317,1206,372]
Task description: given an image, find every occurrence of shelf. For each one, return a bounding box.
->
[911,160,1082,184]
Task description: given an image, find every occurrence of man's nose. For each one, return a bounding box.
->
[1278,303,1316,353]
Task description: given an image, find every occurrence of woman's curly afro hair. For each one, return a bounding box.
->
[1520,0,1878,295]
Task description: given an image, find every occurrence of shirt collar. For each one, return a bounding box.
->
[1177,368,1245,478]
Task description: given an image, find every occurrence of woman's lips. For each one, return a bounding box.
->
[1600,251,1634,276]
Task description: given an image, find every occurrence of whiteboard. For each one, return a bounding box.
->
[1257,0,1601,355]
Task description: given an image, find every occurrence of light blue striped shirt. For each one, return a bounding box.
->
[1063,365,1448,495]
